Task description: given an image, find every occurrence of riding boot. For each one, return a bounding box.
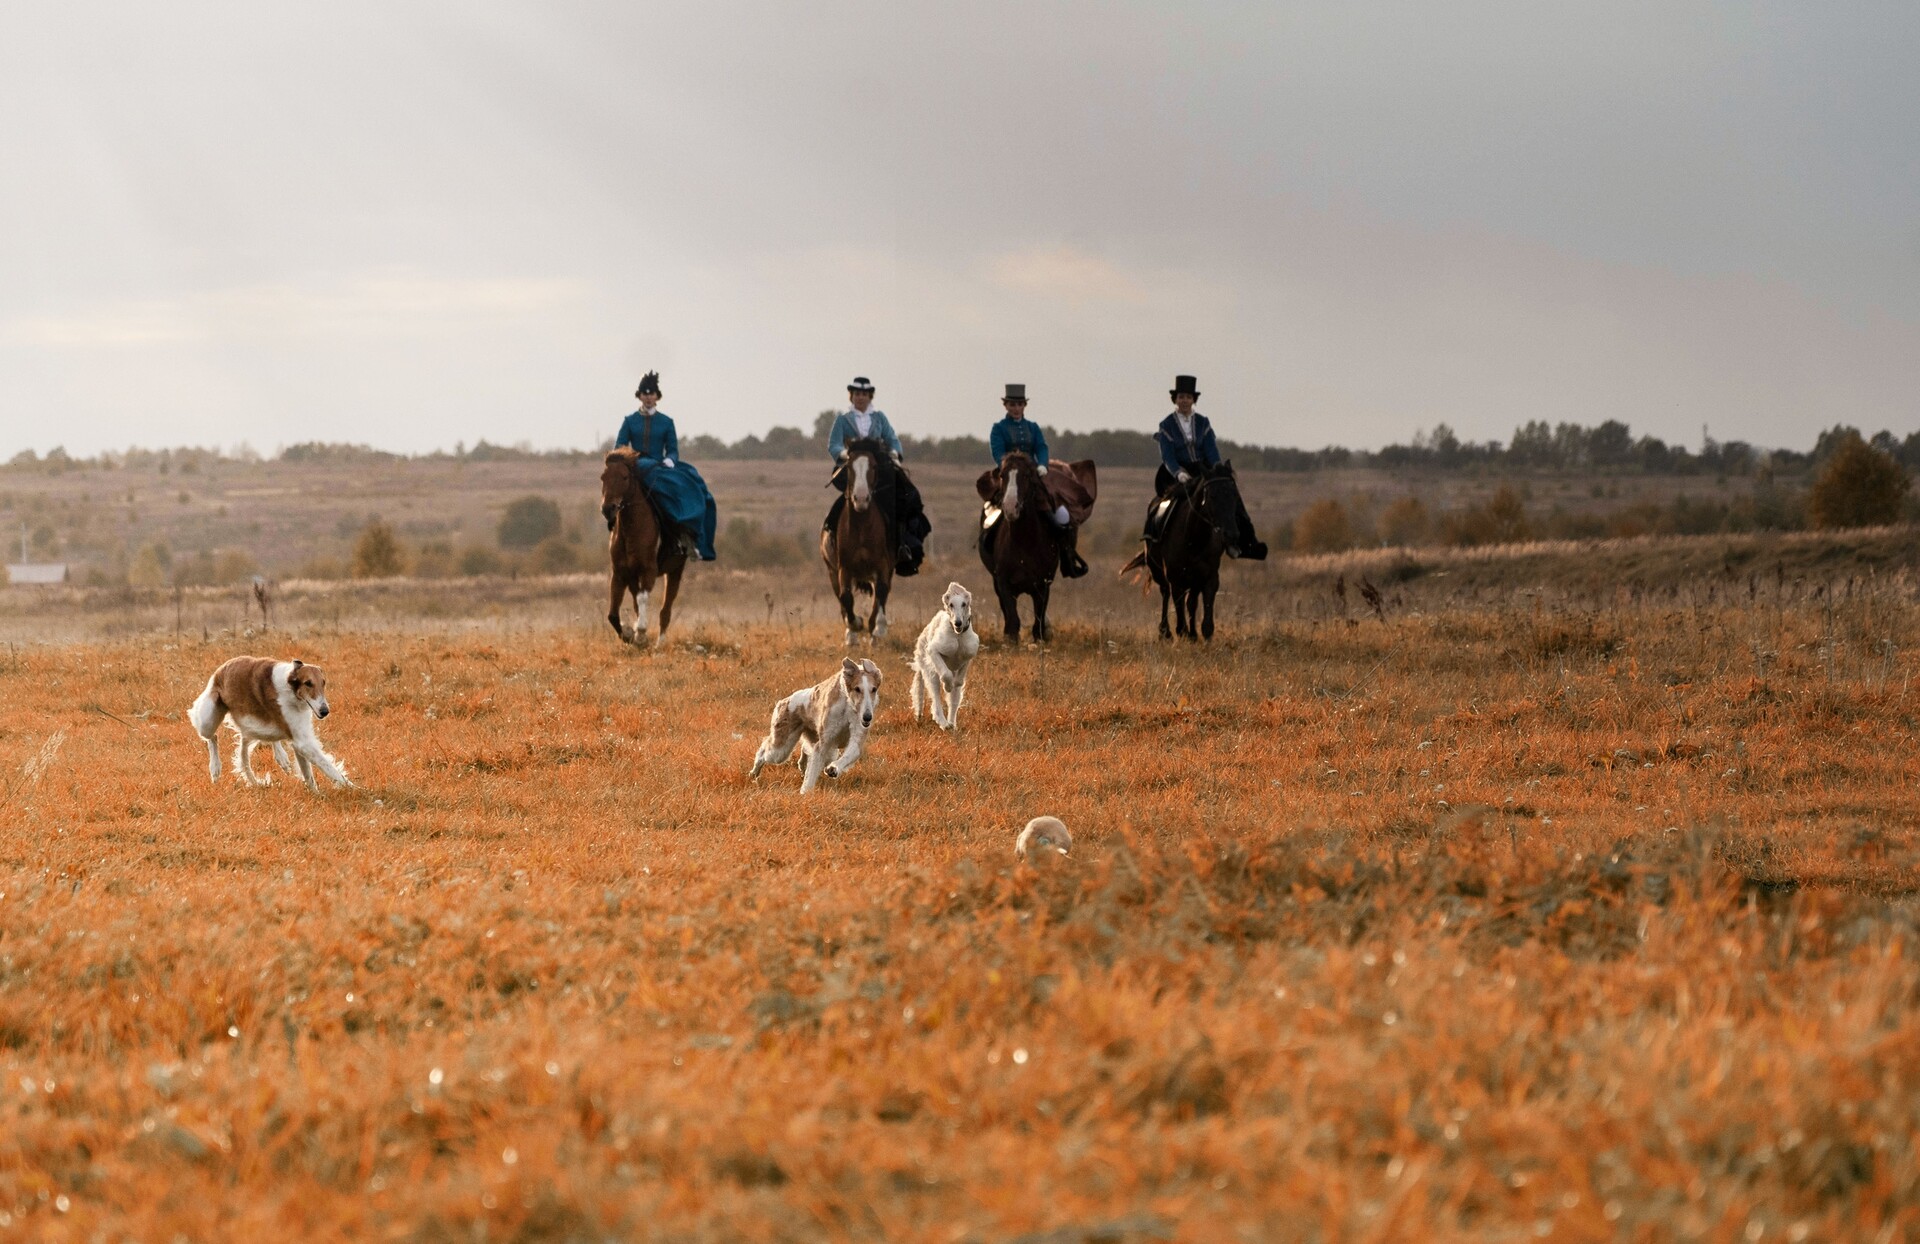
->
[895,530,924,577]
[1226,495,1268,560]
[1055,523,1088,578]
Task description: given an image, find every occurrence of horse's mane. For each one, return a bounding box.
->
[605,446,640,466]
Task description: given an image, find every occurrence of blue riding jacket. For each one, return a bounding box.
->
[612,408,717,560]
[828,408,903,461]
[990,416,1050,467]
[1155,412,1221,477]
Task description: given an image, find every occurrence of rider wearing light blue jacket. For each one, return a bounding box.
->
[822,376,929,575]
[613,372,717,561]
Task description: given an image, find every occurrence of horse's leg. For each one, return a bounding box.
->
[996,581,1022,642]
[1182,587,1202,642]
[839,578,861,646]
[607,568,628,640]
[630,571,654,645]
[1158,574,1173,640]
[655,561,684,646]
[1201,577,1217,640]
[1031,581,1051,643]
[868,572,891,643]
[1173,578,1192,638]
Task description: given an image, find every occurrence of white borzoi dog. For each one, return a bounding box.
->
[910,581,979,730]
[748,657,882,793]
[188,656,352,793]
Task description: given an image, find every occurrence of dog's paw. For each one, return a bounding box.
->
[824,765,840,779]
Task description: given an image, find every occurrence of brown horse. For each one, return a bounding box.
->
[600,448,687,646]
[1125,461,1248,641]
[976,451,1059,641]
[821,437,896,646]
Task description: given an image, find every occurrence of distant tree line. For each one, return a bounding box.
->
[7,416,1919,476]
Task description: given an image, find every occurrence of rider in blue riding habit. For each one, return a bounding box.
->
[821,375,930,575]
[988,383,1089,577]
[1143,374,1267,559]
[614,371,718,561]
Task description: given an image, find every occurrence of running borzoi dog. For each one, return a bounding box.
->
[910,581,979,730]
[188,657,352,793]
[748,657,882,793]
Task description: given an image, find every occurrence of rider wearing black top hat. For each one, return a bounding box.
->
[1143,375,1267,558]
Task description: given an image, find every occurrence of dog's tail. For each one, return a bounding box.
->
[187,675,224,739]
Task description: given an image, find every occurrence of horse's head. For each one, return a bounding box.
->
[995,451,1043,521]
[1190,460,1245,547]
[840,656,882,728]
[941,581,974,634]
[842,437,887,513]
[601,449,639,529]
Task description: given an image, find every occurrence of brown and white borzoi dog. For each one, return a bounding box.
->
[910,581,979,730]
[748,657,882,793]
[188,657,352,792]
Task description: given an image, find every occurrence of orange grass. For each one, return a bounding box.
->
[0,595,1916,1241]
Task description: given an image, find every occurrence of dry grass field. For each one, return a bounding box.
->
[1,534,1918,1241]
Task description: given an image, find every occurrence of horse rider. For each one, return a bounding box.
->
[1143,374,1267,559]
[613,371,718,561]
[823,375,930,575]
[989,383,1089,578]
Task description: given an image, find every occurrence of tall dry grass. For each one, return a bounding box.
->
[0,577,1915,1239]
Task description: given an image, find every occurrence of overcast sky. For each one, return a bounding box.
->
[3,2,1916,458]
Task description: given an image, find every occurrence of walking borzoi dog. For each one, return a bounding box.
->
[748,657,883,793]
[910,581,979,730]
[188,657,352,793]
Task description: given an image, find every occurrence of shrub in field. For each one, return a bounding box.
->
[531,535,579,573]
[1443,484,1529,546]
[458,544,505,576]
[716,517,811,568]
[413,540,457,578]
[1376,495,1430,547]
[1807,432,1909,529]
[127,541,171,587]
[297,554,349,580]
[498,495,564,550]
[353,519,406,578]
[1294,498,1353,553]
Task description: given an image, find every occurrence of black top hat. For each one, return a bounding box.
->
[636,371,662,397]
[847,375,875,393]
[1003,383,1027,402]
[1170,374,1200,397]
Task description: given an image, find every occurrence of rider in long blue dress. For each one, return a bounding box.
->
[614,372,717,561]
[1142,374,1266,559]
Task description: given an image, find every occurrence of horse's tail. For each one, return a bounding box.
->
[1119,549,1147,577]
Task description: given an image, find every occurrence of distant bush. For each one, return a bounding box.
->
[1294,499,1353,553]
[498,496,563,549]
[413,540,457,579]
[1377,496,1430,547]
[128,542,171,588]
[531,536,580,574]
[353,519,406,578]
[1442,485,1529,547]
[716,518,812,568]
[458,545,505,577]
[298,555,349,581]
[1806,432,1909,530]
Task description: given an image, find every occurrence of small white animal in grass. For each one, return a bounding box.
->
[748,657,883,793]
[1015,816,1072,861]
[909,581,980,730]
[187,656,352,793]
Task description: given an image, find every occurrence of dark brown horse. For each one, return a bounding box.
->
[1126,461,1248,641]
[976,450,1058,641]
[821,437,896,646]
[600,448,686,646]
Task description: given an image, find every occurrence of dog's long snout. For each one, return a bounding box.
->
[315,702,330,719]
[861,712,873,727]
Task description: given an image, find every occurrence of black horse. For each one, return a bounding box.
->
[1125,461,1250,641]
[977,451,1058,641]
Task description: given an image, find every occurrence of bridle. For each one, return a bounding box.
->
[1188,469,1240,542]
